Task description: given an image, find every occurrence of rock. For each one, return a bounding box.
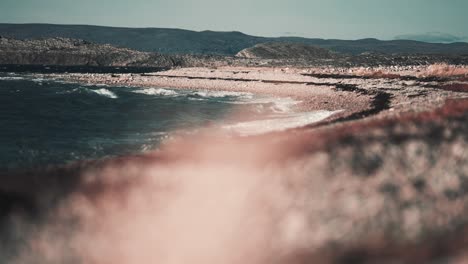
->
[0,37,180,68]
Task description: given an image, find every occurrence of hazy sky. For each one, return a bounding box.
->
[1,0,467,40]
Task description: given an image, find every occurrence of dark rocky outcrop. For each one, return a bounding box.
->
[0,37,233,68]
[0,37,174,67]
[1,37,468,70]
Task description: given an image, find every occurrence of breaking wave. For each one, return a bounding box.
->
[88,88,118,99]
[0,76,26,81]
[193,90,254,99]
[132,87,179,96]
[129,88,253,101]
[223,110,342,136]
[232,97,299,113]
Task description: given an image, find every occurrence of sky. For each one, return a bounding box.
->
[1,0,467,41]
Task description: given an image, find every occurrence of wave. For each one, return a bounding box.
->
[223,110,342,136]
[132,88,179,96]
[89,88,118,99]
[0,76,26,81]
[188,97,205,101]
[230,97,299,113]
[81,83,109,87]
[31,77,47,83]
[251,97,298,113]
[131,88,254,101]
[193,90,253,99]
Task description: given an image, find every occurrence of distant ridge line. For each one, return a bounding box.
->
[1,23,468,55]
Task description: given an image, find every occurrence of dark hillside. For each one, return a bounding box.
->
[1,23,468,56]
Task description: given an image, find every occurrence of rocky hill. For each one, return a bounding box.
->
[0,37,175,67]
[1,36,468,70]
[236,42,337,60]
[1,23,468,56]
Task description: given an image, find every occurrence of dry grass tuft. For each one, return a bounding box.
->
[421,63,468,78]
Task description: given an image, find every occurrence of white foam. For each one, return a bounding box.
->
[133,88,179,96]
[58,88,79,94]
[223,110,342,136]
[31,77,46,83]
[188,97,205,101]
[83,83,109,87]
[89,88,118,99]
[193,90,253,99]
[0,76,26,81]
[230,97,299,113]
[257,97,298,113]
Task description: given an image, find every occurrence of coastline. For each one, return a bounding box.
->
[46,67,369,124]
[47,65,467,125]
[2,65,468,263]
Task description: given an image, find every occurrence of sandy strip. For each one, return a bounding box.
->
[51,67,373,119]
[48,65,466,124]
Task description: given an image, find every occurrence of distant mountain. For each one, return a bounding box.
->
[236,42,337,60]
[1,24,468,56]
[395,32,468,44]
[0,24,262,55]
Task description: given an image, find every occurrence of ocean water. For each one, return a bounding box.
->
[0,74,339,169]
